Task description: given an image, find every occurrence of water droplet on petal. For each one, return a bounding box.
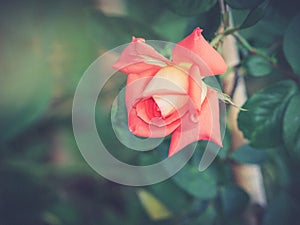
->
[190,112,199,123]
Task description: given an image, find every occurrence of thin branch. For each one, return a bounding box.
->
[234,33,300,85]
[218,0,229,28]
[210,27,239,48]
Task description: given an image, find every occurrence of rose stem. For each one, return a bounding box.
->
[218,1,267,225]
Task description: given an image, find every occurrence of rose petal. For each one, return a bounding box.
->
[113,37,169,74]
[135,96,187,128]
[168,88,222,156]
[125,67,161,111]
[172,27,227,76]
[142,66,189,97]
[128,105,181,138]
[126,68,182,138]
[153,94,189,118]
[136,97,162,124]
[188,65,207,112]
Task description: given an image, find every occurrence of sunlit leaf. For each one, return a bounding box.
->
[137,189,172,220]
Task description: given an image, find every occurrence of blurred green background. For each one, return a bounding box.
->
[1,0,300,224]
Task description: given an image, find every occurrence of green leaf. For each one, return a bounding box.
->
[238,80,298,148]
[172,163,217,199]
[231,144,267,164]
[232,6,288,47]
[245,55,272,77]
[220,184,250,217]
[239,0,269,29]
[163,0,218,16]
[225,0,264,9]
[283,93,300,157]
[283,13,300,75]
[189,3,221,40]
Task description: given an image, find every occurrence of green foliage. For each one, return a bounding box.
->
[225,0,265,9]
[283,94,300,158]
[147,180,190,213]
[152,10,191,42]
[238,80,298,148]
[0,48,53,143]
[163,0,217,16]
[220,184,250,217]
[283,13,300,76]
[1,0,300,224]
[190,3,221,40]
[172,161,217,199]
[88,10,161,49]
[263,192,300,225]
[126,0,167,23]
[195,204,217,225]
[239,0,269,29]
[0,167,55,225]
[244,55,272,77]
[45,201,81,225]
[137,189,172,220]
[217,128,231,159]
[232,6,288,48]
[231,144,267,164]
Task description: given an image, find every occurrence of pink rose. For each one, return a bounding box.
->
[113,27,227,156]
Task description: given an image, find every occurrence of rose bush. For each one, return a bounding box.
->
[113,27,227,156]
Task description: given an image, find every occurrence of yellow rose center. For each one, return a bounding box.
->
[143,66,189,118]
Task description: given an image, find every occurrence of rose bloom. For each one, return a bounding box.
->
[113,27,227,156]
